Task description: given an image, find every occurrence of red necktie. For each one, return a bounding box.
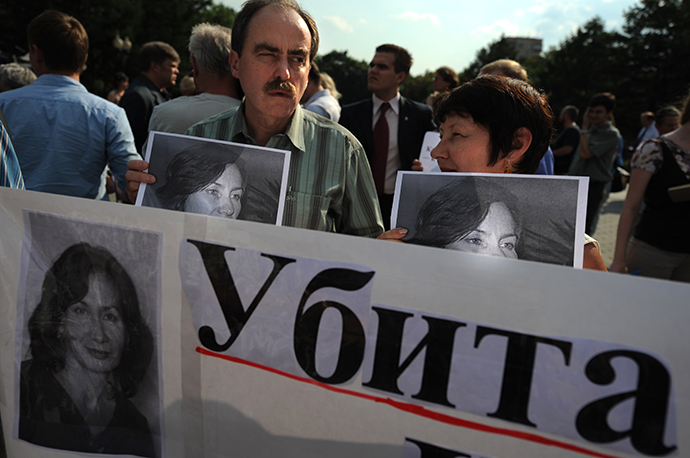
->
[372,102,390,195]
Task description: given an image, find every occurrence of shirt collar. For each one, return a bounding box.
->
[304,89,330,107]
[372,93,401,116]
[590,121,612,134]
[33,74,85,90]
[234,101,307,153]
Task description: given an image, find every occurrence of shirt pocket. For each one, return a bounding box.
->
[285,191,333,232]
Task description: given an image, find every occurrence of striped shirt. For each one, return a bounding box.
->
[187,104,383,237]
[1,119,24,189]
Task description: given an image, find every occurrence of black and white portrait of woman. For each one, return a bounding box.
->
[16,212,162,457]
[393,173,586,266]
[138,132,290,225]
[408,177,522,259]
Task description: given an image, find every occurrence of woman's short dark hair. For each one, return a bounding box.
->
[408,177,522,253]
[434,76,554,175]
[114,71,129,86]
[436,66,459,88]
[28,243,153,398]
[156,142,246,212]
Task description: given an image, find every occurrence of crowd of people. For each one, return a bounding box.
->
[0,0,688,279]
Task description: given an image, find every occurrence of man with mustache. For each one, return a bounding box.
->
[126,0,383,237]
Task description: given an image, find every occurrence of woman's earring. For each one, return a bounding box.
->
[504,160,511,174]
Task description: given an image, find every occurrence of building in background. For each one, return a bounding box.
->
[505,37,542,59]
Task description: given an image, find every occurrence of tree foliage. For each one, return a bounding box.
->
[534,17,628,121]
[458,36,519,83]
[400,71,433,104]
[453,2,690,144]
[315,50,369,106]
[0,0,235,96]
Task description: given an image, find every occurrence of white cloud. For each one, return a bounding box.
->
[528,4,547,13]
[395,11,441,26]
[474,19,521,37]
[324,16,354,33]
[515,9,525,17]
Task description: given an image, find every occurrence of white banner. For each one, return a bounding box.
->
[1,187,688,458]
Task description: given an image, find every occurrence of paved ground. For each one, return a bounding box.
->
[591,187,628,267]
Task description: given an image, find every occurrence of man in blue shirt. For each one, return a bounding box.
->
[0,10,139,200]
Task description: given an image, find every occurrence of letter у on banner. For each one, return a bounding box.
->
[180,239,375,384]
[361,304,676,457]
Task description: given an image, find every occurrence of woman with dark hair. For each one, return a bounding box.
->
[611,94,690,281]
[20,243,155,457]
[426,66,459,108]
[156,142,246,219]
[409,177,521,259]
[107,72,129,105]
[382,75,606,270]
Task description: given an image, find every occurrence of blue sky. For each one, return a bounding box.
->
[218,0,640,76]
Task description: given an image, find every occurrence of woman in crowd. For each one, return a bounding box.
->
[426,66,459,108]
[156,142,246,220]
[107,72,129,105]
[409,177,521,259]
[610,95,690,281]
[382,75,607,270]
[20,243,155,457]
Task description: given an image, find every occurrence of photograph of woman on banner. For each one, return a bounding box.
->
[156,142,246,220]
[408,177,521,259]
[138,132,289,225]
[19,242,156,457]
[382,75,607,270]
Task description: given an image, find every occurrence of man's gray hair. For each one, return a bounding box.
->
[188,23,233,76]
[0,63,37,90]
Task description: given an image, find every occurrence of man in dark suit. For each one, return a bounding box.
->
[340,44,434,229]
[120,41,180,153]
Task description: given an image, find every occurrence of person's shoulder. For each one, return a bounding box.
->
[302,109,363,147]
[341,98,371,113]
[186,105,239,135]
[603,123,621,136]
[0,84,31,101]
[151,96,187,114]
[401,96,432,113]
[118,396,150,427]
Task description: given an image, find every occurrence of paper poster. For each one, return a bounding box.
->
[1,188,688,458]
[418,131,441,172]
[391,172,588,267]
[13,211,164,458]
[137,132,290,225]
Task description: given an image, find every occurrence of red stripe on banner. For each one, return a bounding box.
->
[196,347,618,458]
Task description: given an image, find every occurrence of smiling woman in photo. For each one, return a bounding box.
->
[19,243,155,457]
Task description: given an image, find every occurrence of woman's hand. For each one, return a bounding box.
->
[377,227,408,243]
[609,258,627,273]
[124,160,155,204]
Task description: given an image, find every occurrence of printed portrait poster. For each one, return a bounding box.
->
[392,172,588,267]
[137,132,291,225]
[13,211,164,458]
[418,131,441,172]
